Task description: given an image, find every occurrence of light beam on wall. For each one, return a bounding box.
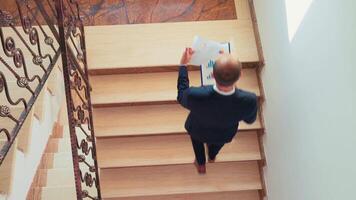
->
[285,0,314,42]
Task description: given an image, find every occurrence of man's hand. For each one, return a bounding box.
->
[180,47,194,65]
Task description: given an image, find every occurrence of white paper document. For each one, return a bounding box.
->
[190,36,230,86]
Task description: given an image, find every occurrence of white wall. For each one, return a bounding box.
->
[254,0,356,199]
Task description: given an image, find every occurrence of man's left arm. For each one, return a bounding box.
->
[243,94,258,124]
[177,65,191,109]
[177,48,194,110]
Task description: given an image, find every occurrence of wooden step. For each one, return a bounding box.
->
[108,190,259,200]
[39,152,73,169]
[97,131,260,168]
[235,0,252,20]
[46,138,71,153]
[39,168,74,187]
[39,187,259,200]
[51,124,65,139]
[47,66,60,96]
[50,124,77,139]
[100,161,262,198]
[86,19,258,72]
[0,139,17,194]
[51,153,73,169]
[17,108,35,153]
[37,186,75,200]
[39,185,97,200]
[91,68,260,106]
[94,104,261,138]
[33,86,46,121]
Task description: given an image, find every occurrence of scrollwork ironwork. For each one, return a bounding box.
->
[0,0,60,170]
[0,75,4,92]
[0,11,14,26]
[55,0,101,199]
[0,105,11,118]
[1,1,101,199]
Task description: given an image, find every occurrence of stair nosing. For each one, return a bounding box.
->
[92,100,177,108]
[97,131,262,168]
[99,157,262,169]
[95,127,262,138]
[101,160,263,198]
[92,96,263,108]
[102,190,261,200]
[103,188,262,199]
[90,67,261,107]
[89,62,259,76]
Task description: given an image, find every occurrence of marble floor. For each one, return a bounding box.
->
[1,0,237,26]
[81,0,237,25]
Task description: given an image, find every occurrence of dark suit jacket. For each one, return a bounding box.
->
[177,65,258,143]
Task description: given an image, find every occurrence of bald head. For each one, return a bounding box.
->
[213,54,242,87]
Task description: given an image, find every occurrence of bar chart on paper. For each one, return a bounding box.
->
[190,36,231,86]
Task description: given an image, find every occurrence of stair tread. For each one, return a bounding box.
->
[235,0,252,20]
[39,181,259,200]
[100,161,262,198]
[39,186,76,200]
[39,185,97,200]
[86,19,258,71]
[107,190,259,200]
[0,140,17,194]
[94,104,261,138]
[91,68,260,106]
[40,168,74,187]
[97,131,261,168]
[52,155,72,166]
[47,138,71,153]
[44,166,94,187]
[17,108,34,153]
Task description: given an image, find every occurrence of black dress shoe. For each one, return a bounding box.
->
[208,157,216,163]
[194,160,206,174]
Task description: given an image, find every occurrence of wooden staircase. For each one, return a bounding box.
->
[85,0,266,199]
[28,109,96,200]
[0,65,61,196]
[29,123,74,199]
[1,0,266,199]
[0,26,65,198]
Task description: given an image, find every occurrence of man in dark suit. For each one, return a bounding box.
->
[177,48,258,174]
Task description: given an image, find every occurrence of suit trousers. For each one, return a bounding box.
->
[190,136,225,165]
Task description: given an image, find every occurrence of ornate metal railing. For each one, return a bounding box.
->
[0,0,101,199]
[0,0,60,163]
[55,0,101,199]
